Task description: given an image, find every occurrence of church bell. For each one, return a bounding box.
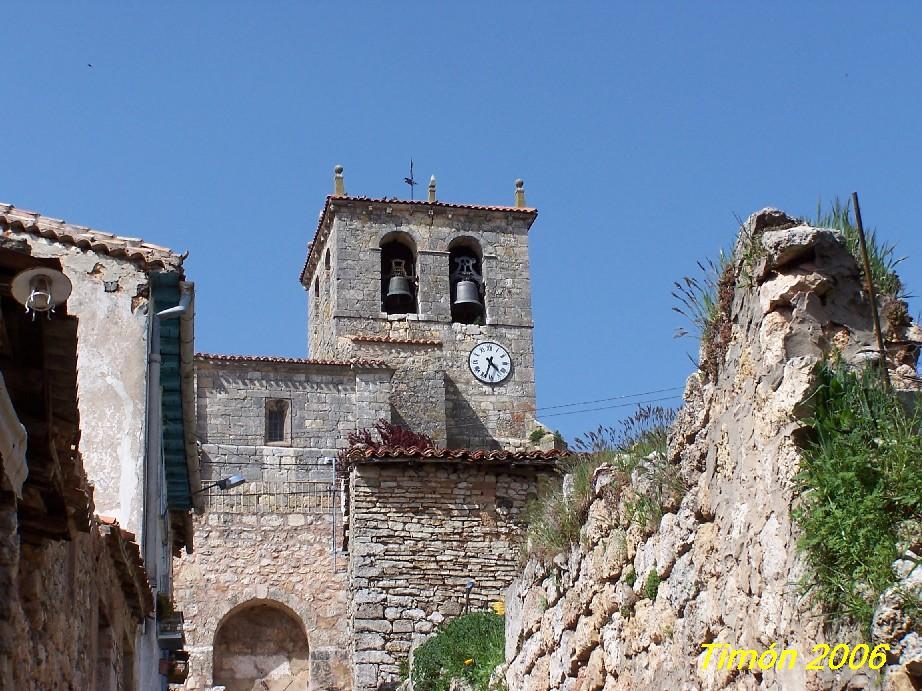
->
[452,279,483,320]
[385,259,414,311]
[450,256,483,322]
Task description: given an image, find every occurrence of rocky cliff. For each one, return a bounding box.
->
[503,210,922,690]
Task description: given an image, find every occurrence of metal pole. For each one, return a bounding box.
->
[330,456,336,573]
[851,192,891,391]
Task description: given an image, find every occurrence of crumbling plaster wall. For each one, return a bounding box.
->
[503,210,922,690]
[8,232,151,534]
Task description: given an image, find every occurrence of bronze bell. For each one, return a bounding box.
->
[385,259,414,311]
[452,279,483,321]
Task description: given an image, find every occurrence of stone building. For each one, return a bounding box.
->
[0,204,200,689]
[174,353,392,690]
[174,170,559,690]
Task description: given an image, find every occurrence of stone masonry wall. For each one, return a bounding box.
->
[173,509,350,690]
[306,201,539,449]
[195,358,391,454]
[174,357,393,689]
[503,210,922,690]
[348,461,551,691]
[0,485,141,691]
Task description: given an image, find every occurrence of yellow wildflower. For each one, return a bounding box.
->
[464,658,474,666]
[491,600,506,616]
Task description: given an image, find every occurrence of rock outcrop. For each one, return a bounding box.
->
[503,210,922,690]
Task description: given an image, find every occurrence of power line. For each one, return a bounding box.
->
[534,386,684,412]
[537,394,682,418]
[435,394,682,432]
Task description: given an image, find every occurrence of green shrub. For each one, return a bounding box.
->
[624,566,636,587]
[529,428,546,443]
[410,612,505,691]
[794,362,922,633]
[523,453,608,560]
[644,569,661,600]
[672,250,736,381]
[813,197,905,299]
[523,406,682,560]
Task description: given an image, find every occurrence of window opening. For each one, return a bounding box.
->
[265,399,289,444]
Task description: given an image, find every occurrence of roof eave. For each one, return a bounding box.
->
[0,203,187,275]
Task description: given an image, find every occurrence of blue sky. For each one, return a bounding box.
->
[4,3,921,441]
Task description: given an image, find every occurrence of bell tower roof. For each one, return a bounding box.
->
[300,183,537,287]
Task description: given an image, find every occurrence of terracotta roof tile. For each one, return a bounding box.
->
[0,203,186,273]
[96,515,153,620]
[342,445,561,465]
[195,352,390,368]
[349,334,442,346]
[300,194,538,284]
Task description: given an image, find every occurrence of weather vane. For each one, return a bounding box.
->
[404,159,417,199]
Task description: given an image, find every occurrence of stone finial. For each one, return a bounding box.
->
[428,175,437,203]
[514,179,526,208]
[334,165,345,196]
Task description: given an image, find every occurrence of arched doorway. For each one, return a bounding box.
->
[213,601,310,691]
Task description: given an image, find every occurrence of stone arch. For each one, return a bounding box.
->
[380,230,418,314]
[204,586,328,682]
[448,235,486,324]
[213,599,311,691]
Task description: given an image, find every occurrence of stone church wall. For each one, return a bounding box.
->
[174,356,392,690]
[305,200,539,449]
[347,460,552,691]
[195,357,391,454]
[172,509,350,690]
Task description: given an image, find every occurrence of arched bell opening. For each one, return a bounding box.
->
[449,237,485,324]
[380,232,418,315]
[213,601,310,691]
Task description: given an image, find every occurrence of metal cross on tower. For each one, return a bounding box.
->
[403,159,417,199]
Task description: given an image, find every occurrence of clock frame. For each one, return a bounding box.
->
[468,342,512,385]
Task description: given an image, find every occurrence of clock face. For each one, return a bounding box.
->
[469,342,512,384]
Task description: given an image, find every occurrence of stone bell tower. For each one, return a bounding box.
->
[300,166,539,449]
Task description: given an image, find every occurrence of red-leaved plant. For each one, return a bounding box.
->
[341,418,434,457]
[338,418,435,471]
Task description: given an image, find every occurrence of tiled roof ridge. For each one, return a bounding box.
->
[349,334,442,346]
[331,194,537,214]
[299,194,538,284]
[195,352,390,368]
[0,203,186,273]
[342,445,562,463]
